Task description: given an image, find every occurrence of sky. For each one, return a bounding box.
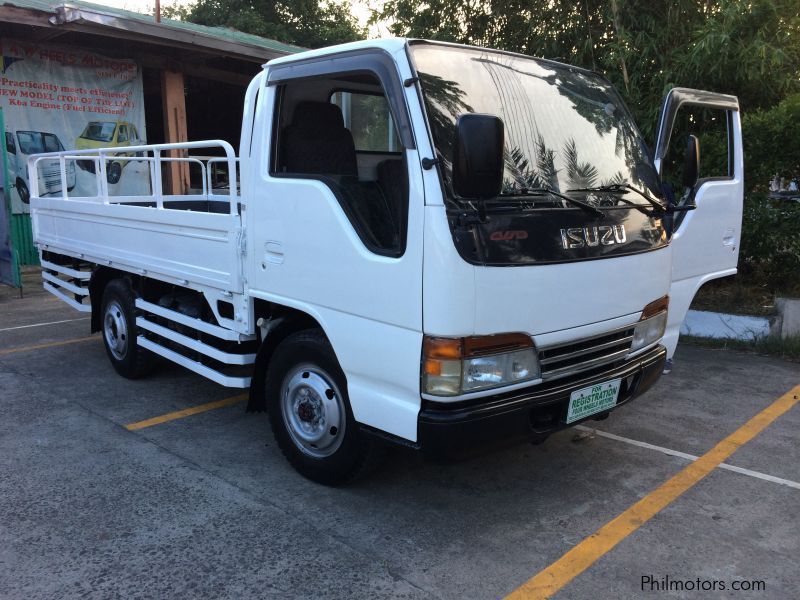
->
[91,0,391,37]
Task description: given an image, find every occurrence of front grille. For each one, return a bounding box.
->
[538,324,635,381]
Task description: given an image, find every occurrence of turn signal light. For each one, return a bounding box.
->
[640,295,669,320]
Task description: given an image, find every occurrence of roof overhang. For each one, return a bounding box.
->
[0,2,296,63]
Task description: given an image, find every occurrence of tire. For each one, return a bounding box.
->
[100,279,153,379]
[264,329,384,485]
[106,162,122,185]
[15,178,29,204]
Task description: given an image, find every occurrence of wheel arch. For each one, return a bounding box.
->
[248,299,331,412]
[89,267,133,333]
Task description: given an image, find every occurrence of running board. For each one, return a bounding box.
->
[42,271,89,296]
[41,261,92,312]
[135,298,255,342]
[137,336,251,388]
[43,281,91,312]
[136,317,256,365]
[40,259,92,280]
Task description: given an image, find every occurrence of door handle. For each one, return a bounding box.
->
[722,228,735,246]
[722,228,736,251]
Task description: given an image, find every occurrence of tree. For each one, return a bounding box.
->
[373,0,800,139]
[167,0,365,49]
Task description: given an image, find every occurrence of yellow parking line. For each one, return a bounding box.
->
[0,336,97,357]
[125,393,248,431]
[506,384,800,600]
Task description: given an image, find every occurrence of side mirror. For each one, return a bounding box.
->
[682,134,700,190]
[452,114,504,199]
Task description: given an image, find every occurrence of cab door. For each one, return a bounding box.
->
[244,51,426,442]
[654,88,743,359]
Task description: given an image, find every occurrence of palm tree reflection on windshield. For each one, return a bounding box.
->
[503,137,626,207]
[418,72,474,167]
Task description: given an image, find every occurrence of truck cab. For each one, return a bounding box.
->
[241,39,741,455]
[29,39,743,484]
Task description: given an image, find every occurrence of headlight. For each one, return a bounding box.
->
[630,296,669,352]
[423,333,540,396]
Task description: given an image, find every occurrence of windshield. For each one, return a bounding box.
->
[410,44,662,207]
[16,131,63,155]
[80,122,116,142]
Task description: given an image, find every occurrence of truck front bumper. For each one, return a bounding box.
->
[418,345,666,458]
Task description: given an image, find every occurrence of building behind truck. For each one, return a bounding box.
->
[27,39,743,484]
[0,0,302,286]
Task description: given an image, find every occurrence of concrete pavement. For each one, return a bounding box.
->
[1,279,798,599]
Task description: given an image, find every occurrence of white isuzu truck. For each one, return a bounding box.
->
[29,39,743,484]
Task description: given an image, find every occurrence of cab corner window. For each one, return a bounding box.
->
[272,73,407,257]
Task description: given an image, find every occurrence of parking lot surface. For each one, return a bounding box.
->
[2,278,798,599]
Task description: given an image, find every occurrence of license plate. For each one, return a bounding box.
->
[566,378,621,424]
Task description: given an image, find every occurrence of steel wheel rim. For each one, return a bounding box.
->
[103,300,128,360]
[280,364,346,458]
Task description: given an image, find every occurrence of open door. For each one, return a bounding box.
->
[654,88,743,359]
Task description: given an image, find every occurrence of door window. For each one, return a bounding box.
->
[662,107,732,191]
[117,125,129,143]
[43,134,62,153]
[5,132,15,154]
[272,74,408,257]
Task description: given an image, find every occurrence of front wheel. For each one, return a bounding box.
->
[106,161,122,185]
[101,279,153,378]
[265,330,383,485]
[15,178,29,204]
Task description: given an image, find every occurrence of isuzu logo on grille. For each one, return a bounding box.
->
[560,225,626,249]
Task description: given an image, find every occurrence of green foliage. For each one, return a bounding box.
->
[741,93,800,188]
[166,0,365,48]
[739,197,800,292]
[374,0,800,140]
[697,93,800,194]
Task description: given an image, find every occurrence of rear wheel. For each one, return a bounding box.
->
[101,279,153,378]
[265,330,383,485]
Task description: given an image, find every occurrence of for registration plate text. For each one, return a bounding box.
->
[566,378,621,424]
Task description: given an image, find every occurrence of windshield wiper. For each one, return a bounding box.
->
[499,187,605,219]
[567,183,665,216]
